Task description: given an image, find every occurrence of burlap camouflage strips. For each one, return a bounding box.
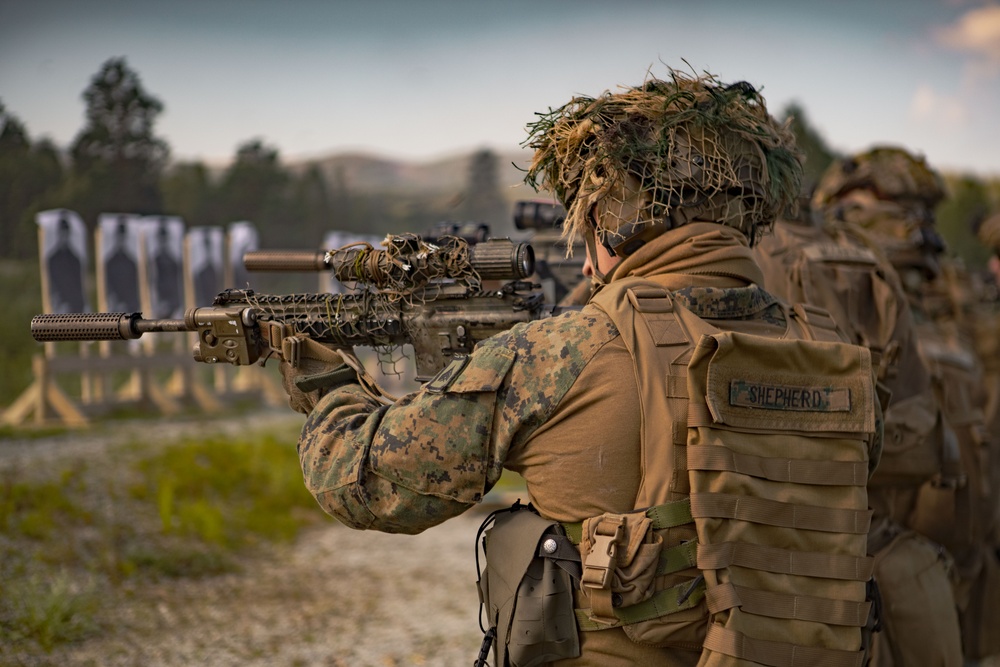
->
[978,213,1000,253]
[297,307,619,534]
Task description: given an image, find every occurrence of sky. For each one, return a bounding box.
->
[2,0,999,176]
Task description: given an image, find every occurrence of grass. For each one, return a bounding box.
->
[0,571,101,652]
[0,465,92,539]
[0,424,328,654]
[130,433,320,549]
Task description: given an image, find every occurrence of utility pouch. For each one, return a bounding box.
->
[868,526,963,667]
[578,510,663,623]
[475,502,580,667]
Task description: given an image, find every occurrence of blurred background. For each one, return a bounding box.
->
[2,1,1000,662]
[2,0,999,405]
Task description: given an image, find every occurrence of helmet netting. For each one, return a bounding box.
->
[812,145,945,210]
[522,69,802,250]
[978,213,1000,253]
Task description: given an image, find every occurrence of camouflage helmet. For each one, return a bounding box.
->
[812,145,946,210]
[522,69,803,255]
[827,191,946,284]
[977,212,1000,255]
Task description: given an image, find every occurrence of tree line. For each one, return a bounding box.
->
[1,57,997,266]
[0,58,511,261]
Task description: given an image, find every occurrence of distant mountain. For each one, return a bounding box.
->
[286,148,540,200]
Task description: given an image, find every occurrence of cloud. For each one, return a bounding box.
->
[935,5,1000,67]
[909,83,967,125]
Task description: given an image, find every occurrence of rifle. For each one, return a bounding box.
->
[31,234,559,384]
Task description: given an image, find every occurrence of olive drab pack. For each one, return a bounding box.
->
[910,322,1000,661]
[755,220,966,667]
[754,220,944,496]
[475,502,581,667]
[586,277,881,666]
[865,523,963,667]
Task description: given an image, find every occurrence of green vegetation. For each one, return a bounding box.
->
[1,572,100,652]
[937,173,1000,271]
[0,425,328,653]
[131,434,318,548]
[1,57,512,264]
[0,260,43,407]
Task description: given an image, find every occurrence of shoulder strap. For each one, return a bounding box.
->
[590,278,715,506]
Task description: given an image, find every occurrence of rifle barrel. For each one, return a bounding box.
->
[31,312,190,342]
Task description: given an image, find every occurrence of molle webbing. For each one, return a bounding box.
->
[585,278,875,658]
[697,542,874,581]
[689,494,872,534]
[687,331,875,666]
[686,445,870,487]
[574,576,705,632]
[561,499,694,545]
[702,624,866,667]
[705,583,871,626]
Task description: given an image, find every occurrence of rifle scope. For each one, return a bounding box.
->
[243,237,534,282]
[513,200,566,231]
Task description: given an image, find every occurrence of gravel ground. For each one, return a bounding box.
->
[0,411,498,667]
[4,412,999,667]
[11,516,489,667]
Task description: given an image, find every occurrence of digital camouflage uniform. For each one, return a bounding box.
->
[294,71,882,666]
[300,227,799,531]
[299,225,876,666]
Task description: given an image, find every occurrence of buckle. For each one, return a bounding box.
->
[281,335,302,369]
[581,517,625,590]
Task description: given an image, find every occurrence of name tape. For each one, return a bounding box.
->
[729,380,851,412]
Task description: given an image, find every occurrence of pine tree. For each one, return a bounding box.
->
[68,57,168,219]
[780,103,839,196]
[0,103,66,258]
[217,139,290,247]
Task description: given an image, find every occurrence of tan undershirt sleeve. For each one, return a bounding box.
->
[504,337,642,523]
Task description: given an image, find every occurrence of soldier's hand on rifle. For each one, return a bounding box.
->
[279,355,357,414]
[278,336,358,414]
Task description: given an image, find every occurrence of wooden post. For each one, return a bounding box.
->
[0,354,89,428]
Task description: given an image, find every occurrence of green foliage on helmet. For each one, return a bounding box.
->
[522,68,803,251]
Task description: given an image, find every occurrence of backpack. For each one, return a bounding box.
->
[755,221,945,495]
[910,322,1000,660]
[587,278,881,665]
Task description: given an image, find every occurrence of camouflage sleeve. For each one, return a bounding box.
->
[297,307,619,534]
